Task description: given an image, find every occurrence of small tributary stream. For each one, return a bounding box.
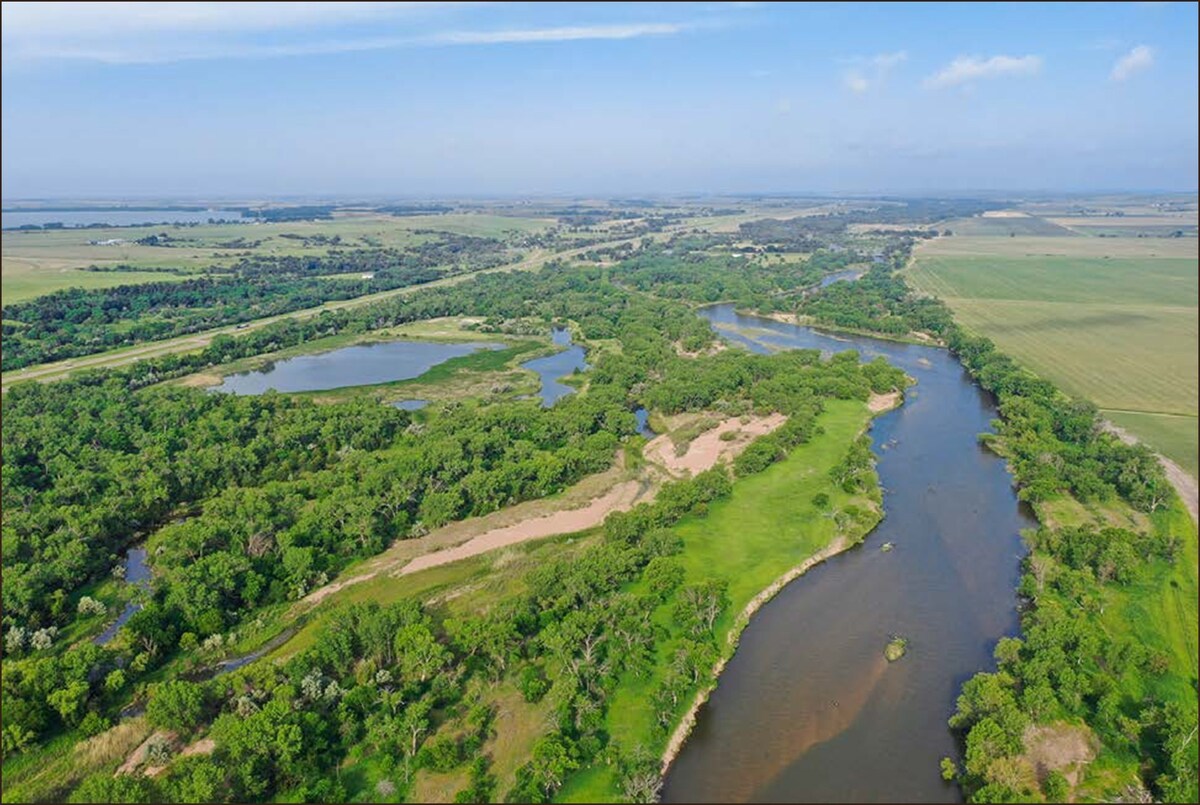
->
[661,304,1035,803]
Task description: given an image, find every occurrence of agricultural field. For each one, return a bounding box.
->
[909,233,1198,477]
[0,213,554,303]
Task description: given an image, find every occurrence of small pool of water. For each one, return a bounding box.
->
[94,547,151,646]
[210,340,503,395]
[634,407,656,437]
[391,399,429,410]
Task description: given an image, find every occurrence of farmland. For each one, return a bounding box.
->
[0,213,554,303]
[908,233,1198,478]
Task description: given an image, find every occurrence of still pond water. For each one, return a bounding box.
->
[661,305,1033,803]
[210,340,503,395]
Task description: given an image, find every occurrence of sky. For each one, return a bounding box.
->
[2,1,1197,199]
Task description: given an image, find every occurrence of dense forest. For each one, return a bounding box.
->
[1,256,907,802]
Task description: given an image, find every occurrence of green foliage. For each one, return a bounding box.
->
[1042,770,1069,802]
[68,773,156,804]
[146,680,208,734]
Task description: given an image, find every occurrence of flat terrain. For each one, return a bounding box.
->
[909,232,1198,478]
[1,213,553,303]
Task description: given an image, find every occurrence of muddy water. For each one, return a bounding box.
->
[661,305,1034,803]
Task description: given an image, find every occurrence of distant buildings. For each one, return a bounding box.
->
[88,238,125,246]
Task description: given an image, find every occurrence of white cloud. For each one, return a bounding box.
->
[841,50,906,94]
[1110,44,1154,81]
[923,54,1042,89]
[428,23,685,46]
[843,72,870,93]
[2,2,691,64]
[0,2,442,38]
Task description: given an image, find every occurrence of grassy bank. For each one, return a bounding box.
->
[557,398,881,801]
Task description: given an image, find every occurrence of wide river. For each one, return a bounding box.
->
[662,304,1035,803]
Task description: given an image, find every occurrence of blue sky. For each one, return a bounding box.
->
[2,1,1196,198]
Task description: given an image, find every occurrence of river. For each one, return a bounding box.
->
[661,304,1034,803]
[521,326,588,407]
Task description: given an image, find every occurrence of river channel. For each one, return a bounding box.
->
[661,304,1034,803]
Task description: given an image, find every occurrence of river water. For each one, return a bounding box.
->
[661,304,1034,803]
[521,326,588,407]
[93,547,152,646]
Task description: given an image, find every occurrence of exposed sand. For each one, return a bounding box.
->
[304,413,789,604]
[1102,420,1198,522]
[117,730,175,776]
[644,413,787,477]
[398,479,645,576]
[1023,723,1097,787]
[303,476,651,607]
[981,210,1031,218]
[868,391,902,413]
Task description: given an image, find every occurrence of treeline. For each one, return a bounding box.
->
[947,519,1195,802]
[607,243,837,312]
[1,236,515,370]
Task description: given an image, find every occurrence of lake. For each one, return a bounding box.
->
[2,208,249,229]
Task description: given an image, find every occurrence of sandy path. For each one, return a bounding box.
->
[304,472,648,604]
[399,479,645,576]
[1102,420,1198,522]
[645,413,787,477]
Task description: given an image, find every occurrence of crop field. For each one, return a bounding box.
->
[910,234,1198,478]
[0,213,554,303]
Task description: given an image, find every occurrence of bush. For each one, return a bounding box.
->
[518,664,549,703]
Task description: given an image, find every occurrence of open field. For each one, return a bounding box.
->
[909,234,1198,482]
[1105,410,1199,479]
[1,213,554,303]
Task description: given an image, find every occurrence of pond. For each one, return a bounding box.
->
[661,304,1034,803]
[519,326,588,407]
[209,340,504,395]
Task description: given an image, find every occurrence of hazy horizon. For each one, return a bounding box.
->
[3,1,1198,198]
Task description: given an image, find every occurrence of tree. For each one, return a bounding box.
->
[673,579,729,637]
[617,746,662,803]
[146,680,207,734]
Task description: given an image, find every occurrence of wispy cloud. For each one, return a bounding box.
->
[923,54,1042,89]
[842,50,907,94]
[428,23,685,46]
[1110,44,1154,81]
[2,2,693,64]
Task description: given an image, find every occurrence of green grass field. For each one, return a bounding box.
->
[558,399,879,801]
[909,236,1198,479]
